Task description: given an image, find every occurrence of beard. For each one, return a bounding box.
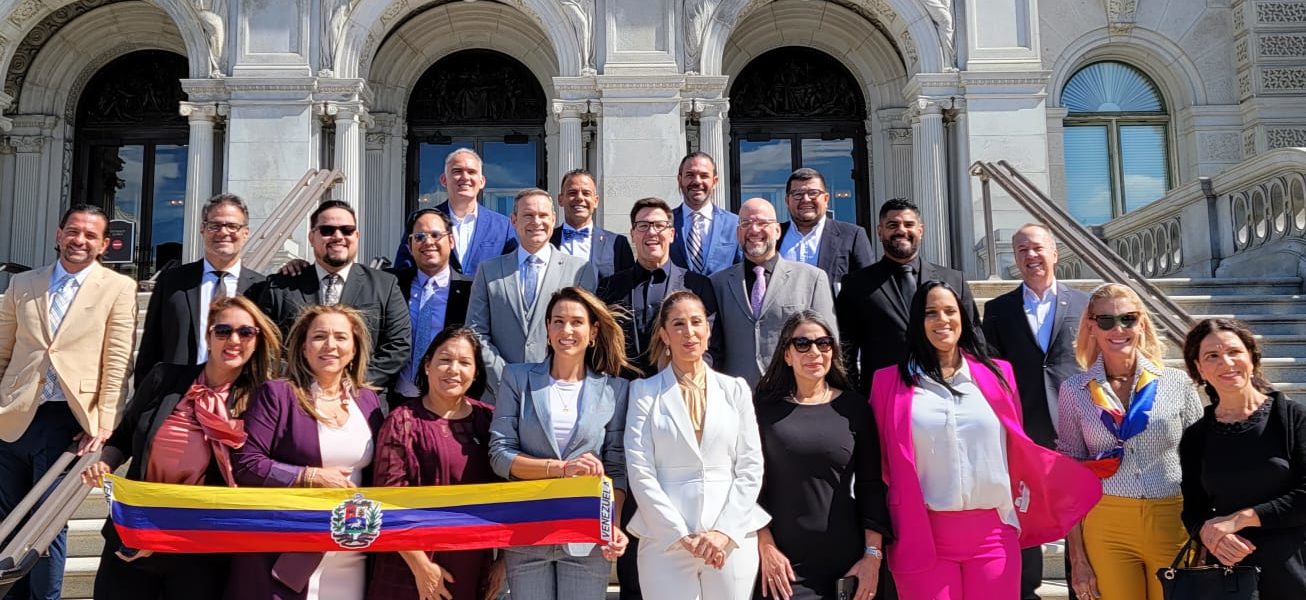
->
[322,250,351,268]
[881,235,918,260]
[744,238,774,259]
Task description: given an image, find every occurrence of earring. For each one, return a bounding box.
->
[665,346,671,357]
[590,338,596,348]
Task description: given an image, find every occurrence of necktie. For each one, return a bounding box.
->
[750,264,767,317]
[687,212,706,274]
[522,255,542,310]
[41,275,76,403]
[898,264,918,309]
[561,227,590,242]
[322,274,342,306]
[411,279,441,377]
[212,271,228,299]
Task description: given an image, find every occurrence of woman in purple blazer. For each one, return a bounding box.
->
[227,304,386,600]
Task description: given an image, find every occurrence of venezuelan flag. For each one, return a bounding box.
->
[103,474,613,553]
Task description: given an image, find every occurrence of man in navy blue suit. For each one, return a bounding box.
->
[393,148,516,276]
[550,168,634,279]
[778,167,875,296]
[669,152,741,276]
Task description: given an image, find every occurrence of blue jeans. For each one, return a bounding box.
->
[504,544,610,600]
[0,402,81,600]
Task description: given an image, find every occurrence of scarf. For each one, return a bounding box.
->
[184,375,248,487]
[1082,367,1158,479]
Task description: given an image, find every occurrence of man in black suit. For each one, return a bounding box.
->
[835,197,983,390]
[550,168,635,279]
[981,223,1089,600]
[778,167,874,295]
[388,208,473,405]
[135,194,265,387]
[254,200,412,389]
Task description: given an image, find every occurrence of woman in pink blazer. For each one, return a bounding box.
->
[869,281,1101,599]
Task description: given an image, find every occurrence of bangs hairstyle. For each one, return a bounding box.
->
[206,296,282,417]
[1074,283,1166,369]
[282,304,373,424]
[645,290,707,372]
[415,326,487,400]
[1182,318,1273,398]
[755,311,854,405]
[899,280,1008,395]
[544,287,636,378]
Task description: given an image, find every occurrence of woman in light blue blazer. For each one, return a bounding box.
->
[488,286,633,600]
[625,290,770,600]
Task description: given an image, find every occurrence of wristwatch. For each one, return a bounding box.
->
[864,545,883,559]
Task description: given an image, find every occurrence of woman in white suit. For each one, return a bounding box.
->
[625,290,770,600]
[488,287,632,600]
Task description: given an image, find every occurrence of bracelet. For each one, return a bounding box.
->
[864,545,883,559]
[306,467,318,488]
[545,461,554,478]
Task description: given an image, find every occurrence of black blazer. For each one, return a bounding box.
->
[981,282,1089,449]
[835,257,983,391]
[135,261,265,388]
[252,263,412,388]
[550,225,635,279]
[779,219,874,293]
[597,262,723,377]
[390,266,473,332]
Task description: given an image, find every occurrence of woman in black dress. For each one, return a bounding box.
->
[1179,318,1306,599]
[753,310,892,600]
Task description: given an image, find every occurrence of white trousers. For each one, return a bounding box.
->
[636,532,759,600]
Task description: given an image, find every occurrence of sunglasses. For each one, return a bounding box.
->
[409,230,450,244]
[790,336,836,353]
[1092,313,1140,331]
[211,324,260,341]
[314,224,357,237]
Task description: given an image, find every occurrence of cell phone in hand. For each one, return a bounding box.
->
[836,575,858,600]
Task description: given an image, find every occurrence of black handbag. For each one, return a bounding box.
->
[1156,536,1261,600]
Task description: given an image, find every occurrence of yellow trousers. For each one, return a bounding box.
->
[1082,495,1188,600]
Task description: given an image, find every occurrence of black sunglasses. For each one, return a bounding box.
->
[1092,313,1140,331]
[314,224,357,237]
[790,336,836,353]
[211,324,261,341]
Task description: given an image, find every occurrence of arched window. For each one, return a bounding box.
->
[1061,61,1171,224]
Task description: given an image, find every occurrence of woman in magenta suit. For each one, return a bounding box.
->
[869,281,1101,599]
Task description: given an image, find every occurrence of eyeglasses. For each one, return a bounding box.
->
[1092,313,1140,331]
[788,190,826,200]
[203,221,246,234]
[314,224,357,237]
[211,324,260,341]
[738,218,778,230]
[409,230,450,244]
[790,336,836,353]
[633,220,672,234]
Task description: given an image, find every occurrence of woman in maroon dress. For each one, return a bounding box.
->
[367,326,505,600]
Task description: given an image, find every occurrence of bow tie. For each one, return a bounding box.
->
[561,227,591,241]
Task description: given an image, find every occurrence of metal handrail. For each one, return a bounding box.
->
[243,169,345,273]
[970,160,1195,347]
[0,448,100,596]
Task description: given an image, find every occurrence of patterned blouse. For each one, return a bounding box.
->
[1056,354,1203,499]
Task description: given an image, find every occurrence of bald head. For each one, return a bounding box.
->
[737,198,781,264]
[1012,223,1059,294]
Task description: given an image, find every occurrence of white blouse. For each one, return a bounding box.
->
[910,360,1018,529]
[549,378,583,454]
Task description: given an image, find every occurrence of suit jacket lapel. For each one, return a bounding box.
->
[758,260,792,316]
[499,257,527,333]
[671,205,688,266]
[337,264,365,307]
[235,267,260,295]
[724,265,752,320]
[55,266,104,343]
[876,264,909,321]
[1048,282,1074,350]
[1005,289,1041,352]
[657,368,704,461]
[817,223,839,272]
[185,263,205,355]
[33,265,53,342]
[528,251,567,330]
[561,370,606,458]
[528,363,562,459]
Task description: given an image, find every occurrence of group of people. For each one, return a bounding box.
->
[0,147,1301,600]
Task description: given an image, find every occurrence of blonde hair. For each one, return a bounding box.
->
[282,304,373,424]
[645,290,708,371]
[206,296,282,417]
[1074,283,1167,369]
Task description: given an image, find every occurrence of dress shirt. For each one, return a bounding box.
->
[1022,281,1058,353]
[682,203,714,235]
[314,263,352,287]
[197,260,243,362]
[743,254,780,291]
[516,244,553,309]
[909,360,1017,529]
[629,263,672,355]
[548,377,583,453]
[450,204,479,262]
[44,261,94,403]
[778,217,827,266]
[559,222,593,260]
[394,266,452,398]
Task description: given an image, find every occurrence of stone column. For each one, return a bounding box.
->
[8,135,50,267]
[179,102,224,262]
[364,124,391,254]
[911,98,949,264]
[326,101,368,259]
[553,100,588,186]
[695,99,729,209]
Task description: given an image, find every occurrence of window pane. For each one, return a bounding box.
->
[482,141,538,216]
[150,144,188,274]
[738,139,792,221]
[1062,62,1164,114]
[417,143,456,208]
[800,138,857,223]
[1063,126,1113,224]
[96,145,146,223]
[1119,125,1169,213]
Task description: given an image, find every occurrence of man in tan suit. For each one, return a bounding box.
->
[0,204,137,600]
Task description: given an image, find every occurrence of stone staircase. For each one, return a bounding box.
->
[47,276,1306,599]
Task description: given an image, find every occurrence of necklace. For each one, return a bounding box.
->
[789,386,832,405]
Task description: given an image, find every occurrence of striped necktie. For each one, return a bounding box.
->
[41,274,76,403]
[687,212,706,274]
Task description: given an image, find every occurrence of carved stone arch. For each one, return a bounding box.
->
[338,0,580,82]
[704,0,946,78]
[1048,28,1206,111]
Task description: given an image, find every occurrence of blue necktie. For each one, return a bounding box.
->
[561,227,590,242]
[522,255,542,310]
[410,279,440,377]
[41,275,76,403]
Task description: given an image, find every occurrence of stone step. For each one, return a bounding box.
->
[977,293,1306,317]
[968,277,1302,299]
[1163,356,1306,383]
[61,556,96,600]
[1190,313,1306,336]
[67,519,104,560]
[1163,334,1306,359]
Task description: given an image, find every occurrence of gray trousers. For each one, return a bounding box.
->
[504,544,610,600]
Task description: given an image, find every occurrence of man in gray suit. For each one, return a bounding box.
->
[709,198,835,388]
[467,187,598,404]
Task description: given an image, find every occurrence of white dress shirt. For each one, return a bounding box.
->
[197,260,243,362]
[1022,281,1058,352]
[778,216,826,266]
[910,360,1017,529]
[559,222,593,260]
[516,244,553,308]
[451,205,479,262]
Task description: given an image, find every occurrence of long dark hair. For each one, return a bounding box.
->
[755,310,855,404]
[899,280,1007,394]
[415,326,487,400]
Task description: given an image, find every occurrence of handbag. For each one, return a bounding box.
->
[1155,536,1260,600]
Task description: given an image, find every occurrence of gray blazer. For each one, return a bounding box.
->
[466,247,598,403]
[708,258,835,388]
[488,360,630,491]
